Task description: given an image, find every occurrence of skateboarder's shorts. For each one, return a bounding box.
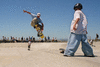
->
[37,24,42,30]
[34,24,42,29]
[28,45,30,48]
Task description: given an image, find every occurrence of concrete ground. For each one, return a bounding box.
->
[0,42,100,67]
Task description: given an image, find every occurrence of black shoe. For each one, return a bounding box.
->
[34,26,36,29]
[60,50,64,54]
[28,49,30,51]
[37,33,40,37]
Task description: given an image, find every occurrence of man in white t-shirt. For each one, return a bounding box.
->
[64,3,94,57]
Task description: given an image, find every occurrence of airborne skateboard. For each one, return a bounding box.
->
[35,24,44,39]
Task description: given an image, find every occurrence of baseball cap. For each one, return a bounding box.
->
[37,13,41,16]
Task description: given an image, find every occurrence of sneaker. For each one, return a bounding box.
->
[28,49,30,51]
[60,50,64,53]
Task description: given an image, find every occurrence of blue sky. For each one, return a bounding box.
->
[0,0,100,40]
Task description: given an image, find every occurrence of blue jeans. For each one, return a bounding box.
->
[64,33,94,56]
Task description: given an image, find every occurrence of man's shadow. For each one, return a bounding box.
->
[72,55,97,57]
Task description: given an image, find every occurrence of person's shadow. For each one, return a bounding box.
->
[72,55,97,57]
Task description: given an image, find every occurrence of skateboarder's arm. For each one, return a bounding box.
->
[41,23,44,31]
[23,10,31,14]
[42,23,44,27]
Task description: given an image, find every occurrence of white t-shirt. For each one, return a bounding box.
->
[31,13,37,19]
[31,13,43,24]
[28,41,31,45]
[70,10,88,34]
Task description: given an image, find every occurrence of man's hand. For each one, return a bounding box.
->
[73,25,77,30]
[42,23,44,27]
[23,10,27,13]
[23,10,31,14]
[73,18,80,30]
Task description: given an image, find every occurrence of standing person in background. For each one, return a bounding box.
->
[29,36,30,40]
[28,39,31,51]
[21,37,23,42]
[45,36,47,42]
[11,36,12,40]
[52,37,54,42]
[95,34,99,41]
[33,37,35,42]
[64,3,94,57]
[55,38,57,42]
[48,36,50,41]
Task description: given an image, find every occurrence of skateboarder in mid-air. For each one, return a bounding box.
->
[23,10,44,37]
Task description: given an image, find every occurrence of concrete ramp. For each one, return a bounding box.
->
[0,42,100,67]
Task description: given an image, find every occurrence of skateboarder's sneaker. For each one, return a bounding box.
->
[28,49,30,51]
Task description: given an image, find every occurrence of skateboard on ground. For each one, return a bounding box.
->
[59,48,65,54]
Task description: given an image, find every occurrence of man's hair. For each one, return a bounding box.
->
[74,3,83,10]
